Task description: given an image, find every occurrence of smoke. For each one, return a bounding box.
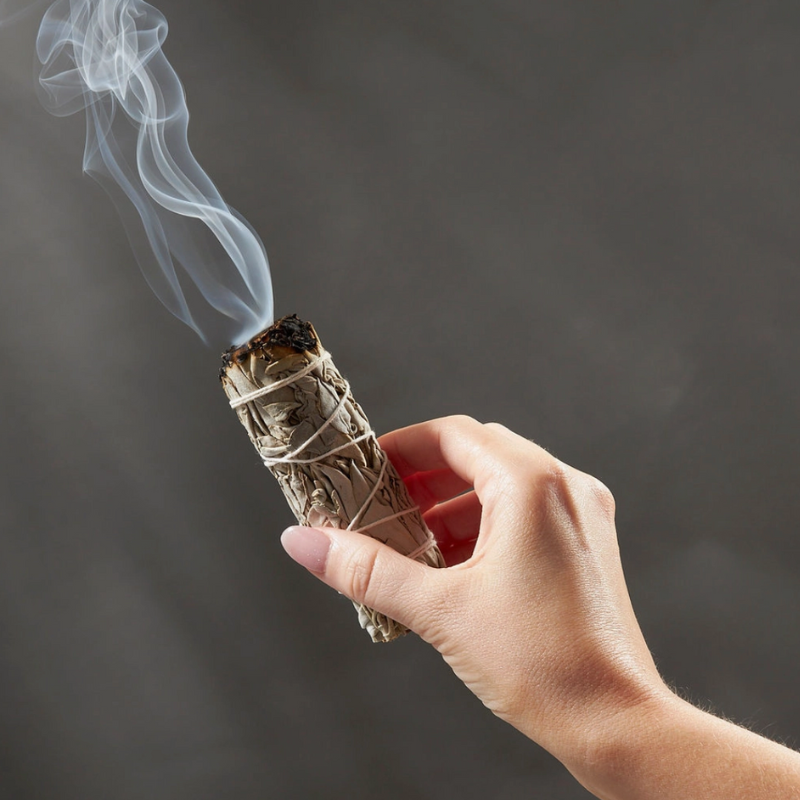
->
[9,0,274,346]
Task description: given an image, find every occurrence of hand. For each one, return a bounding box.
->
[281,416,800,799]
[280,416,668,764]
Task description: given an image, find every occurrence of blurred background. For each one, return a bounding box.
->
[2,1,800,797]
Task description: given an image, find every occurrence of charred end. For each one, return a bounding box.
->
[220,314,319,378]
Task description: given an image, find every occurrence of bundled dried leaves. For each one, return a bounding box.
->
[221,316,445,642]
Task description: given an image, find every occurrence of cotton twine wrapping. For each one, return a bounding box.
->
[220,316,446,642]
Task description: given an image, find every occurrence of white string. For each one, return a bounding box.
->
[356,505,418,533]
[263,386,352,465]
[405,534,438,562]
[347,458,388,531]
[229,352,332,408]
[232,349,437,562]
[263,430,374,466]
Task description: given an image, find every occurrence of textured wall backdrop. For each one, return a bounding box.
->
[1,2,800,798]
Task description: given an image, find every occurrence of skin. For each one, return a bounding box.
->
[281,415,800,799]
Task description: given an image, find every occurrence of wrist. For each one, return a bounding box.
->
[511,660,677,777]
[567,687,686,796]
[566,690,800,800]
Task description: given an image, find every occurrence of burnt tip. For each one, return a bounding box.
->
[220,314,319,377]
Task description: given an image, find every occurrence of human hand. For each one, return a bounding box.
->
[281,416,800,799]
[280,416,669,765]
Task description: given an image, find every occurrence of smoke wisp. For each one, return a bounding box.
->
[10,0,274,346]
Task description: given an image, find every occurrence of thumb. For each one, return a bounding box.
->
[280,525,438,632]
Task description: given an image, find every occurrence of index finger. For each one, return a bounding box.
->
[379,415,546,494]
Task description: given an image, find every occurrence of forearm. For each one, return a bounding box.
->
[571,693,800,800]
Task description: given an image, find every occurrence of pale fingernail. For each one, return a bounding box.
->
[281,526,331,573]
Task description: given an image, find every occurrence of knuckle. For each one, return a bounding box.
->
[443,413,481,430]
[483,421,507,433]
[342,546,382,606]
[542,461,576,512]
[590,478,616,518]
[483,421,519,444]
[547,459,574,489]
[524,458,573,509]
[527,463,616,526]
[514,459,600,532]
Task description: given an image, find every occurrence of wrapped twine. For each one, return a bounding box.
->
[220,315,445,642]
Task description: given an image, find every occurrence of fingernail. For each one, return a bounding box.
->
[281,526,331,573]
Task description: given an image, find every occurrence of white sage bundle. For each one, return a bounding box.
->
[220,315,446,643]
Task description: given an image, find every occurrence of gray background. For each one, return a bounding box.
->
[1,1,799,798]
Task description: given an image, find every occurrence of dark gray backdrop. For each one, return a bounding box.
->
[1,2,799,798]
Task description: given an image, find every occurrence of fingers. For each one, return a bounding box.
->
[380,416,555,501]
[281,526,445,633]
[424,492,481,566]
[423,491,481,548]
[404,468,472,513]
[380,415,487,480]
